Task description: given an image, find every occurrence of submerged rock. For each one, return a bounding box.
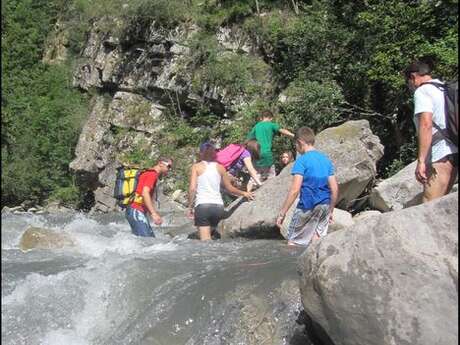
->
[298,192,458,345]
[19,227,75,251]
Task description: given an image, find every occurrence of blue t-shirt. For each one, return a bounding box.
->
[291,150,335,211]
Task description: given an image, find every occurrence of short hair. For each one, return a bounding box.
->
[199,142,216,162]
[244,139,261,161]
[403,61,432,80]
[295,127,315,145]
[259,109,274,120]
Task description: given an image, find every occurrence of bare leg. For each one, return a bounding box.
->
[198,226,212,241]
[423,159,456,202]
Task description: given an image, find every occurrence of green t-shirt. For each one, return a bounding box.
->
[247,121,280,167]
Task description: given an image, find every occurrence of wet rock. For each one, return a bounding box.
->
[298,192,458,345]
[19,227,75,251]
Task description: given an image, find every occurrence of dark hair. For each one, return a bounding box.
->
[403,61,432,80]
[199,142,216,162]
[295,127,315,145]
[244,139,260,161]
[259,109,274,120]
[280,151,293,161]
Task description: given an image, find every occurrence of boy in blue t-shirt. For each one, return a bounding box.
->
[276,127,339,246]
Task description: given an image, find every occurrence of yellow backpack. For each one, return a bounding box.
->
[113,166,143,209]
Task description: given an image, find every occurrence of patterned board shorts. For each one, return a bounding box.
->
[287,204,330,246]
[125,206,155,237]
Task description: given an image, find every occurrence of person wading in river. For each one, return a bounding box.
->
[125,158,172,237]
[188,142,254,240]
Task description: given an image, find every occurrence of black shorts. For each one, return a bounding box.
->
[194,204,225,227]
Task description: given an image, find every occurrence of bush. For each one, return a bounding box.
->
[278,78,344,133]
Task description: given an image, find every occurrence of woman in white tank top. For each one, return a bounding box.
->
[188,142,254,240]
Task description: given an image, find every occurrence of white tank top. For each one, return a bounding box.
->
[195,162,224,206]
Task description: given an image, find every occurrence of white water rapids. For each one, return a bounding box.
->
[2,210,313,345]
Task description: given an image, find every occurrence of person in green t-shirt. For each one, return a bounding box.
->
[246,110,295,191]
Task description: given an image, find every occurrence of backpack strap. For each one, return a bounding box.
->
[419,81,453,146]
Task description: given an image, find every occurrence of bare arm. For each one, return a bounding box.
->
[276,175,302,227]
[142,186,162,225]
[328,175,339,220]
[279,128,295,138]
[187,164,198,216]
[217,164,254,200]
[243,157,262,186]
[415,112,433,184]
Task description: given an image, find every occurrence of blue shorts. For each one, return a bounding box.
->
[125,206,155,237]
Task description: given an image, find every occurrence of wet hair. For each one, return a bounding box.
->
[403,61,432,81]
[259,109,274,120]
[199,142,217,162]
[244,139,261,161]
[295,127,315,145]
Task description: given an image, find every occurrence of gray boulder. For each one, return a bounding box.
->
[352,210,381,222]
[298,192,458,345]
[221,120,383,238]
[315,120,384,209]
[369,160,423,211]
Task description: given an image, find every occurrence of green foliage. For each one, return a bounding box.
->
[278,78,345,132]
[48,184,82,208]
[2,0,89,206]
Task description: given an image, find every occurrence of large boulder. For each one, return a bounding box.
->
[220,120,383,238]
[369,160,423,211]
[298,192,458,345]
[315,120,384,209]
[20,227,75,251]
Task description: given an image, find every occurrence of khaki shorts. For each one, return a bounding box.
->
[287,204,329,246]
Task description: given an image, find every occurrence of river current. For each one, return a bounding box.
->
[2,209,313,345]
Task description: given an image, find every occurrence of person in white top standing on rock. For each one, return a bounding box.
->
[187,142,254,240]
[404,60,458,202]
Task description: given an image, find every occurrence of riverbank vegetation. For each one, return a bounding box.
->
[2,0,458,208]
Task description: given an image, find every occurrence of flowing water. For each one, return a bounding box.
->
[2,209,312,345]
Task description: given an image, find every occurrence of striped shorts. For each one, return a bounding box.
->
[287,204,329,246]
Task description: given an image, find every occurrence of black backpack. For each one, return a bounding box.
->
[421,81,458,148]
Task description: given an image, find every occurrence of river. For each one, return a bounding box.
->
[2,209,314,345]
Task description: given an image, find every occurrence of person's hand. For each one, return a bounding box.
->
[243,191,255,201]
[415,160,428,184]
[186,208,194,220]
[328,211,334,224]
[276,213,285,228]
[151,213,163,225]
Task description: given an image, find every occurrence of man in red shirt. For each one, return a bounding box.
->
[125,158,173,237]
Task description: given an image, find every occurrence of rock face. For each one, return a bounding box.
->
[68,18,269,212]
[221,120,383,238]
[298,192,458,345]
[20,227,75,251]
[369,160,423,211]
